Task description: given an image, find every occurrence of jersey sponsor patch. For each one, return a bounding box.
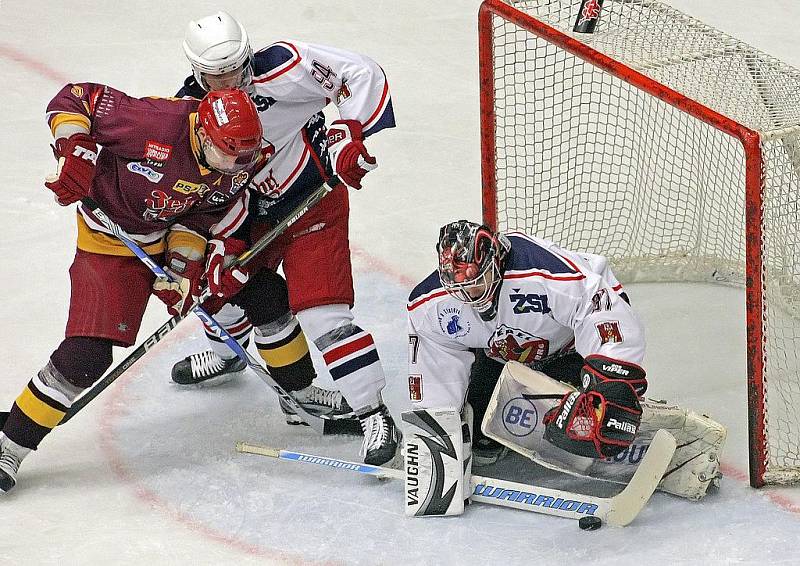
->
[596,321,624,344]
[502,397,538,437]
[509,290,551,314]
[231,170,250,192]
[437,306,471,338]
[127,162,164,183]
[409,374,423,401]
[487,325,549,364]
[144,140,172,166]
[172,179,209,196]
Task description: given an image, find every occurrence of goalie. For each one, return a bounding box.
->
[403,220,725,510]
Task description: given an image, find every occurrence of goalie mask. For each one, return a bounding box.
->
[437,220,510,320]
[183,11,255,92]
[197,88,262,175]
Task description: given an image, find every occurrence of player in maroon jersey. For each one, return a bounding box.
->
[0,85,277,493]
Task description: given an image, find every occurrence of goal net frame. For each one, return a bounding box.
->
[478,0,800,487]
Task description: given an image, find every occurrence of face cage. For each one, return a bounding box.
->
[439,258,503,313]
[202,137,258,175]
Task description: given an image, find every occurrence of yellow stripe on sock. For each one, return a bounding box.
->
[258,332,310,368]
[15,387,66,429]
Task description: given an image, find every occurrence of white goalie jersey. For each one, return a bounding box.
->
[406,232,646,409]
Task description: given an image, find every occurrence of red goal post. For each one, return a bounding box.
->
[478,0,800,487]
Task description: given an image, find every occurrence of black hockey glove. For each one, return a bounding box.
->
[543,355,646,458]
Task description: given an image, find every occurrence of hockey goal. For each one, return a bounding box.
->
[479,0,800,487]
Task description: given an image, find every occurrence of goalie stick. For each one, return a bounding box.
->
[236,429,677,527]
[0,179,344,433]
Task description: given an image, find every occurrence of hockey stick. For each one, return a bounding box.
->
[75,197,334,433]
[0,180,343,432]
[236,429,676,526]
[56,179,341,426]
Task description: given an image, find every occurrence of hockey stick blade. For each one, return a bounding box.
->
[472,429,677,526]
[236,429,676,526]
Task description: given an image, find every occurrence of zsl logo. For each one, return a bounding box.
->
[510,292,551,314]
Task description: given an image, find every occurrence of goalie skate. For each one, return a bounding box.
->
[171,350,246,385]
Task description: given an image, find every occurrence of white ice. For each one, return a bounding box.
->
[1,1,799,564]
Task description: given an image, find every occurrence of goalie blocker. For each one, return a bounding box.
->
[483,361,726,500]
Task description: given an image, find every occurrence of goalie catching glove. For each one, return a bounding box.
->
[44,133,99,206]
[543,355,647,459]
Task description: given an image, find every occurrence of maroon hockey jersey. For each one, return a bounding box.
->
[46,83,251,242]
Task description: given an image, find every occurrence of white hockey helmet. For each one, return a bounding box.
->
[183,11,254,91]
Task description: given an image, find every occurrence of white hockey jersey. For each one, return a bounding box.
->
[406,232,645,409]
[178,40,394,232]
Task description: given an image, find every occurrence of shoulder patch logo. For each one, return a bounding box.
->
[596,321,624,344]
[438,306,471,338]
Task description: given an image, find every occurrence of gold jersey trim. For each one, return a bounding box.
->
[76,213,165,256]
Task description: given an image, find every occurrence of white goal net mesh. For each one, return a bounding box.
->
[481,0,800,485]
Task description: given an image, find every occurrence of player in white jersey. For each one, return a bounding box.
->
[406,220,647,466]
[169,11,398,466]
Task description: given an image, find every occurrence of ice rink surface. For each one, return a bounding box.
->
[1,1,799,564]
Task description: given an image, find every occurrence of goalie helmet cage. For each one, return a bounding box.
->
[478,0,800,488]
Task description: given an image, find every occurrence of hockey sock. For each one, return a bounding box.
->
[254,313,315,392]
[203,306,252,361]
[3,338,112,449]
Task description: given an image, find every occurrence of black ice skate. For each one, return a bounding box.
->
[279,385,355,425]
[171,350,246,385]
[359,406,400,466]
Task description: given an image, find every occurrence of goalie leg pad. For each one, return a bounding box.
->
[482,361,727,500]
[402,407,466,517]
[619,400,726,500]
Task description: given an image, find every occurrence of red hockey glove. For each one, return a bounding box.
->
[44,133,99,206]
[543,355,646,458]
[204,238,250,299]
[326,119,377,189]
[152,250,204,316]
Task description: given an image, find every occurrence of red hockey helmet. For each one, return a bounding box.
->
[197,88,262,174]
